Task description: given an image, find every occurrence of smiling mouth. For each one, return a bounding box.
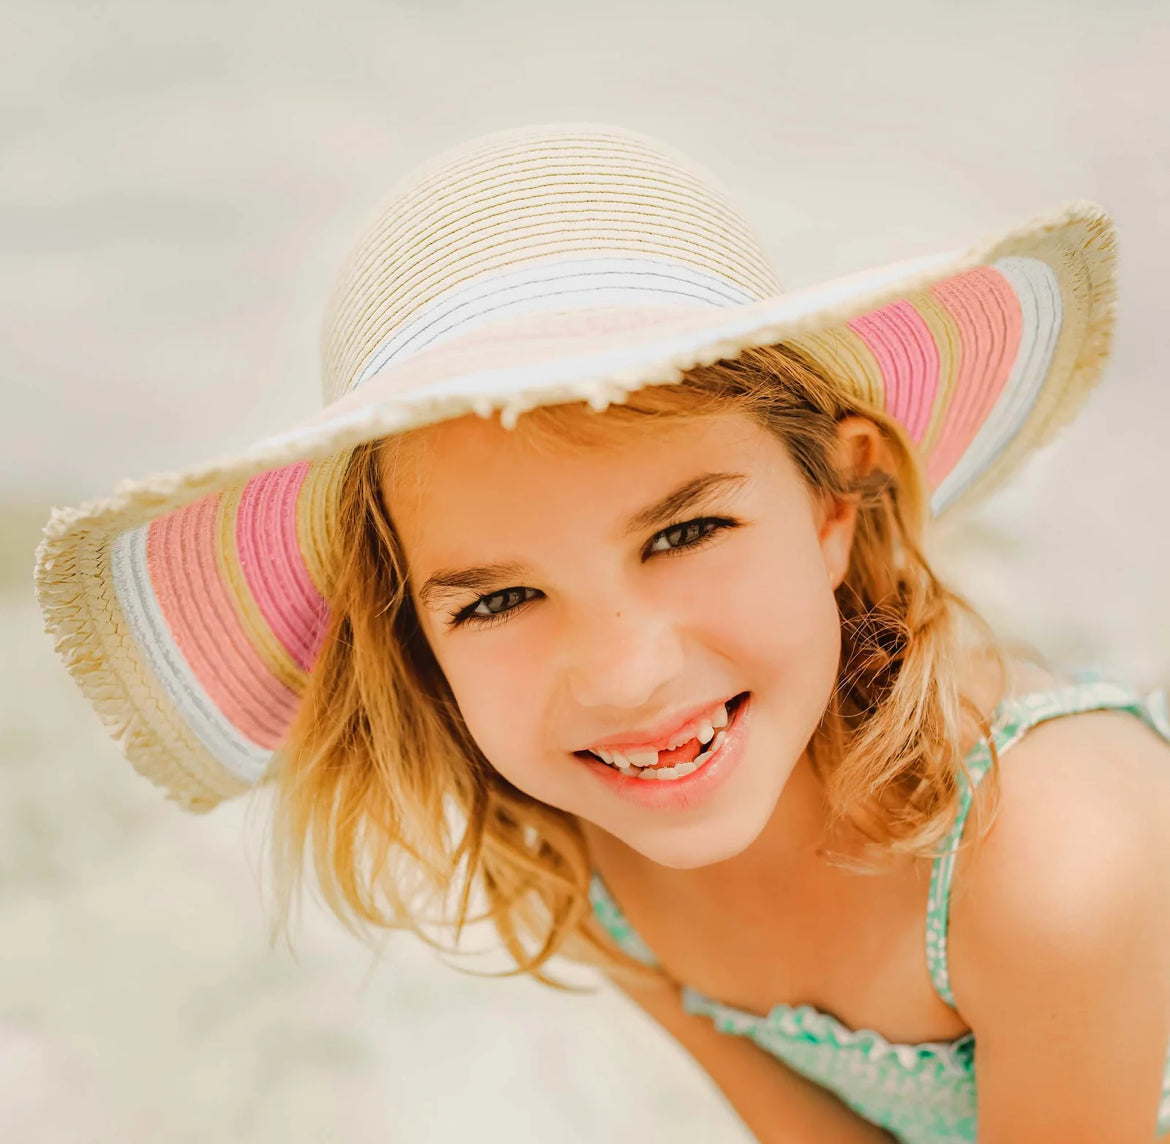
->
[574,692,749,779]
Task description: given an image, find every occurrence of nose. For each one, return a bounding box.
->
[562,602,686,712]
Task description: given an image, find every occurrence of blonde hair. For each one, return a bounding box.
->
[266,343,1005,990]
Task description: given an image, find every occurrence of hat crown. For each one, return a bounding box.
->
[320,124,784,401]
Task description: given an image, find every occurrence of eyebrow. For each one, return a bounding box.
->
[416,471,749,611]
[621,471,748,538]
[417,561,529,611]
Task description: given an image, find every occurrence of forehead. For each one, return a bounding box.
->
[379,408,772,507]
[376,409,806,578]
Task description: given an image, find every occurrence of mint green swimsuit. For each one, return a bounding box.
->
[588,679,1170,1143]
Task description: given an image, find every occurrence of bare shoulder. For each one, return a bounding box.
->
[948,698,1170,1009]
[969,696,1170,866]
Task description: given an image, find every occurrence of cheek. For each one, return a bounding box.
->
[427,628,556,787]
[706,523,842,691]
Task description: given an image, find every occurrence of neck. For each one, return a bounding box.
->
[582,746,861,906]
[677,747,852,897]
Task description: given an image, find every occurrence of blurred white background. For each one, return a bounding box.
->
[2,1,1168,1140]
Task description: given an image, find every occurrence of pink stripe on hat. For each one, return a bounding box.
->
[147,494,300,748]
[236,463,330,673]
[847,300,939,443]
[926,268,1023,486]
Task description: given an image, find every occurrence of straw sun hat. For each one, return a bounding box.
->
[35,123,1116,813]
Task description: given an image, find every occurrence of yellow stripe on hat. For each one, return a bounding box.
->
[215,483,308,695]
[788,324,885,410]
[909,291,963,459]
[297,453,347,599]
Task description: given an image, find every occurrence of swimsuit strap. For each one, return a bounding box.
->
[924,677,1170,1009]
[588,870,660,966]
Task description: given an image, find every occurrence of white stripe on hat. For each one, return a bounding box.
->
[256,248,961,456]
[930,257,1063,513]
[353,256,758,387]
[111,527,272,783]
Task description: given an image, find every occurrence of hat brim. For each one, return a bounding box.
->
[34,201,1116,811]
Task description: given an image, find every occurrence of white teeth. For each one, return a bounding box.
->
[633,728,729,780]
[626,748,659,768]
[661,701,730,750]
[587,699,738,771]
[636,759,699,781]
[594,747,657,771]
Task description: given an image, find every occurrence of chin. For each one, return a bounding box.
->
[600,703,802,869]
[624,794,781,870]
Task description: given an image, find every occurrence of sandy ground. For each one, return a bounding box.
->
[2,1,1168,1140]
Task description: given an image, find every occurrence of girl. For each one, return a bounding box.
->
[35,124,1170,1143]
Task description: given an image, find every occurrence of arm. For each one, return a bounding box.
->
[607,971,897,1144]
[950,718,1170,1142]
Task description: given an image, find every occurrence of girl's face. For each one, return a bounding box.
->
[381,408,858,869]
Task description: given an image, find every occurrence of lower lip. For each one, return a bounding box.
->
[580,693,752,811]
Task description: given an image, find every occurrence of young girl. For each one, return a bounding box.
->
[35,124,1170,1143]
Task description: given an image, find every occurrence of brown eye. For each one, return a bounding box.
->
[645,517,733,556]
[451,585,541,627]
[471,587,537,617]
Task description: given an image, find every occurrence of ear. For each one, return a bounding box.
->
[817,416,888,590]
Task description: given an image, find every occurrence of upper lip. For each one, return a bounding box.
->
[576,694,738,754]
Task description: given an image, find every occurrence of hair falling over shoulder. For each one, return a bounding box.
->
[264,343,1007,991]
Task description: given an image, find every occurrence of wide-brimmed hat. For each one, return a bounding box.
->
[34,123,1117,813]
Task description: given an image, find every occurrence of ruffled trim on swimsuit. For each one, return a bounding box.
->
[680,987,976,1076]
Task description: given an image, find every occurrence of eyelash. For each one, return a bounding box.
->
[447,516,739,630]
